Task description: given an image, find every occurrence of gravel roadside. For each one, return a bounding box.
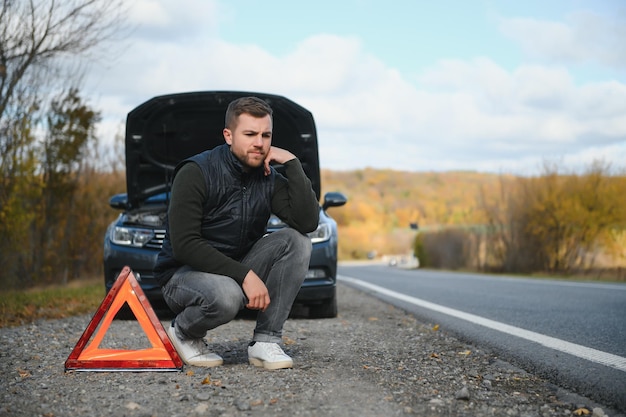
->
[1,283,622,417]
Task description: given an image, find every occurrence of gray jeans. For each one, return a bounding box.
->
[162,228,311,343]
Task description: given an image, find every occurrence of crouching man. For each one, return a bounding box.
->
[154,96,319,369]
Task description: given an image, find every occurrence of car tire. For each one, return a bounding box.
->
[308,291,338,319]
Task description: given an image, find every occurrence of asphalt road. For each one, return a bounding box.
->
[338,262,626,411]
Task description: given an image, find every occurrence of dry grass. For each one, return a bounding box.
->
[0,279,105,328]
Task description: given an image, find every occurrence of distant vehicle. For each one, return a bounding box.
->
[103,91,347,318]
[387,255,419,268]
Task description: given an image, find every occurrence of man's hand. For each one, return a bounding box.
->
[242,270,270,311]
[264,146,296,176]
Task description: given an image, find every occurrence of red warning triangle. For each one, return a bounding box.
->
[65,266,183,371]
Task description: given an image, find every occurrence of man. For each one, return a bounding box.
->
[154,96,319,369]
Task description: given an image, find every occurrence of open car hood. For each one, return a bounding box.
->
[124,91,321,209]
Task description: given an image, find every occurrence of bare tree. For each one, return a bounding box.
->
[0,0,128,182]
[0,0,128,287]
[0,0,127,120]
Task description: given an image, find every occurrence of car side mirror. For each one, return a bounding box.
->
[109,193,129,210]
[322,192,347,211]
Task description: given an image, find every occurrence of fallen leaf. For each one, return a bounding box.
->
[573,408,590,416]
[368,317,379,321]
[432,324,439,331]
[250,399,263,407]
[430,353,439,359]
[186,370,194,377]
[201,376,211,385]
[283,336,296,345]
[17,369,31,378]
[458,350,471,356]
[270,398,279,405]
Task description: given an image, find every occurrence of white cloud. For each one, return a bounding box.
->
[85,4,626,175]
[498,10,626,68]
[127,0,221,41]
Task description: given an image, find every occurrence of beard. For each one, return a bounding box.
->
[232,148,266,171]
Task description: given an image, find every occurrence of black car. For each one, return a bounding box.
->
[103,91,347,318]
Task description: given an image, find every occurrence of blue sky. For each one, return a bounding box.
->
[85,0,626,174]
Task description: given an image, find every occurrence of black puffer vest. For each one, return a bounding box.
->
[154,144,275,285]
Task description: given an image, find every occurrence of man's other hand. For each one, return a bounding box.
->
[242,270,270,311]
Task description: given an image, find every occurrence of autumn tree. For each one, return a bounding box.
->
[0,0,128,288]
[478,174,540,272]
[0,111,41,287]
[36,88,100,283]
[522,162,626,272]
[479,161,626,275]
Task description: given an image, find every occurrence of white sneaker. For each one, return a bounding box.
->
[166,323,223,367]
[248,341,293,370]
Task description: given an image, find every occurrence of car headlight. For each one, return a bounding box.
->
[110,226,155,247]
[308,223,331,243]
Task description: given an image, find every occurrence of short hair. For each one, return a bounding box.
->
[224,96,273,130]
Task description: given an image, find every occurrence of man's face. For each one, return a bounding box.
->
[223,113,272,170]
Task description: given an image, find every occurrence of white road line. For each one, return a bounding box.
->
[339,275,626,373]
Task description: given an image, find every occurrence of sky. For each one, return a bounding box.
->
[84,0,626,175]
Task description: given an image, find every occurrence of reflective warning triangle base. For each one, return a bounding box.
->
[65,266,183,371]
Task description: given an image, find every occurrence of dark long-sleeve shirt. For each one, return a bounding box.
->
[166,158,319,285]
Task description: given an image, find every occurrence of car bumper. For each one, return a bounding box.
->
[104,238,337,308]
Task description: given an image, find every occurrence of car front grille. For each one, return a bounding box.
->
[145,229,166,249]
[144,228,282,250]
